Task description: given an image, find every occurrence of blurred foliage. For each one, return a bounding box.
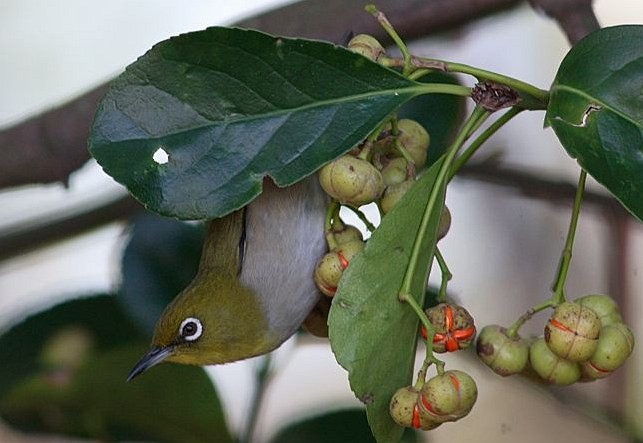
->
[269,408,419,443]
[0,295,231,442]
[120,215,204,334]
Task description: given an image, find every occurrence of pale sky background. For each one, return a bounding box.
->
[0,1,642,442]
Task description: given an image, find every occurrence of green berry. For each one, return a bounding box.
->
[574,294,623,327]
[389,386,441,430]
[313,240,364,297]
[319,156,385,206]
[327,223,363,250]
[392,119,430,169]
[529,338,580,385]
[417,370,477,423]
[347,34,385,61]
[380,180,415,214]
[586,322,635,375]
[381,158,409,186]
[544,302,601,361]
[476,325,529,376]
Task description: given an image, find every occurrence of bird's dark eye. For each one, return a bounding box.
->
[179,317,203,342]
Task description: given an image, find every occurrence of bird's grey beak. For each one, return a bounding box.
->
[127,346,173,382]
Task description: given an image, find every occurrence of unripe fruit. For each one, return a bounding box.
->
[392,119,430,169]
[302,296,332,338]
[417,370,477,423]
[545,302,601,361]
[319,156,385,206]
[529,338,580,385]
[476,325,529,376]
[380,180,415,214]
[422,303,476,353]
[347,34,385,61]
[437,206,451,241]
[389,386,441,430]
[313,240,364,296]
[574,294,623,327]
[327,223,363,250]
[582,322,635,380]
[381,158,409,186]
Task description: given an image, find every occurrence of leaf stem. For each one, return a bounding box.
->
[434,248,451,303]
[551,169,587,303]
[415,82,472,97]
[449,107,523,180]
[384,56,548,106]
[399,106,488,299]
[422,58,550,105]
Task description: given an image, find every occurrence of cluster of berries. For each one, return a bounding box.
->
[390,303,478,431]
[313,34,441,298]
[477,294,635,384]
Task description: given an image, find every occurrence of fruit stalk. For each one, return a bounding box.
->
[551,169,587,303]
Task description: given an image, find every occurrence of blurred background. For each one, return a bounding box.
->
[0,0,642,442]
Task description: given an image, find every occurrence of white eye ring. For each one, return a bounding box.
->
[179,317,203,342]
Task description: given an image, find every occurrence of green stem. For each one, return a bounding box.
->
[324,201,341,250]
[434,248,452,302]
[414,359,431,390]
[551,169,587,303]
[398,290,445,376]
[398,107,487,377]
[505,298,557,338]
[365,5,413,75]
[399,106,488,299]
[429,59,549,105]
[505,169,587,338]
[415,83,472,97]
[449,107,524,180]
[240,354,272,443]
[345,205,377,232]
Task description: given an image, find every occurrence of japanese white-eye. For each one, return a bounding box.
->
[127,177,326,381]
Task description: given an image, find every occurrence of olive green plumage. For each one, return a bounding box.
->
[128,177,326,380]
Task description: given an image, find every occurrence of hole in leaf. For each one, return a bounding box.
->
[153,147,170,164]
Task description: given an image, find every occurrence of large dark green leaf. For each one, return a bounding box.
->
[269,409,418,443]
[89,27,427,219]
[329,157,447,443]
[120,215,204,334]
[0,296,231,443]
[545,25,643,221]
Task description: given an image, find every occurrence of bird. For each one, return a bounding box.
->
[127,176,327,381]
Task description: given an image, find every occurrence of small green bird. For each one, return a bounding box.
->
[127,177,327,381]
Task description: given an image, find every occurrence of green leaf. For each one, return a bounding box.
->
[89,27,426,219]
[329,157,447,443]
[398,72,465,166]
[0,296,231,443]
[545,25,643,221]
[268,409,419,443]
[0,295,139,400]
[120,215,203,334]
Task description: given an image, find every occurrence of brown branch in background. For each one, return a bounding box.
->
[0,0,607,261]
[0,163,630,262]
[528,0,600,44]
[0,0,523,190]
[0,86,108,189]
